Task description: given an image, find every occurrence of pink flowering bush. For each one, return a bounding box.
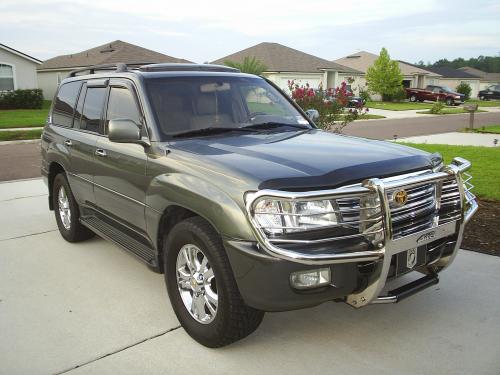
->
[287,80,367,133]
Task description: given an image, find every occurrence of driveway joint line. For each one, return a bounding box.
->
[0,229,58,242]
[55,326,182,374]
[1,193,47,202]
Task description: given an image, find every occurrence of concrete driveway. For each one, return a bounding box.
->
[1,179,499,375]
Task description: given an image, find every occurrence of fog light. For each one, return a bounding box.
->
[290,268,331,289]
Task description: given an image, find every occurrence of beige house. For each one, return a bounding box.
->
[333,51,441,99]
[458,67,500,91]
[0,43,41,91]
[37,40,192,99]
[423,67,481,98]
[212,42,363,93]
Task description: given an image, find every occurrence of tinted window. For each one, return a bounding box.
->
[73,83,87,128]
[106,87,142,133]
[53,81,82,127]
[80,87,106,133]
[146,76,307,139]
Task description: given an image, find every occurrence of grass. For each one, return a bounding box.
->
[462,125,500,134]
[0,129,43,142]
[466,99,500,108]
[366,101,434,111]
[417,108,487,115]
[357,114,386,120]
[0,100,51,129]
[399,143,500,201]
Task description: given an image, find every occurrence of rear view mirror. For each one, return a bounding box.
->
[305,109,320,121]
[200,82,231,92]
[108,119,144,144]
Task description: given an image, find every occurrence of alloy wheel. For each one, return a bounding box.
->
[58,186,71,230]
[176,244,218,324]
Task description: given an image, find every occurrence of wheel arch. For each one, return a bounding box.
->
[48,161,66,210]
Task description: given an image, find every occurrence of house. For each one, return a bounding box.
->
[458,67,500,91]
[37,40,192,99]
[423,66,482,98]
[211,42,362,93]
[0,43,41,91]
[333,51,441,99]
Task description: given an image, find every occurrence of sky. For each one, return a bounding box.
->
[1,0,499,64]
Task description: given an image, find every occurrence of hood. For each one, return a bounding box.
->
[169,130,434,191]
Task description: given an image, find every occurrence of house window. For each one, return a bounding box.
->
[0,64,15,91]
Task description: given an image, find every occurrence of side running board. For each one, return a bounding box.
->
[371,274,439,304]
[80,215,158,270]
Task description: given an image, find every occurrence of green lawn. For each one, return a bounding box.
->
[357,114,386,120]
[466,99,500,108]
[417,108,487,115]
[463,125,500,134]
[400,143,500,201]
[0,100,51,128]
[0,129,43,142]
[366,101,434,111]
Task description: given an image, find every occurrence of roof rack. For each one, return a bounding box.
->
[139,63,240,73]
[69,63,129,77]
[68,62,240,78]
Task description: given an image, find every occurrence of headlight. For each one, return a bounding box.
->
[253,198,338,235]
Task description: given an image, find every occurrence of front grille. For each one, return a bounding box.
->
[439,179,462,224]
[387,183,436,239]
[385,176,463,239]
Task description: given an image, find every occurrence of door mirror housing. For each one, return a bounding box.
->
[305,109,320,121]
[108,119,148,145]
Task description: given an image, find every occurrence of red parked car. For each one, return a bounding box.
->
[405,85,465,106]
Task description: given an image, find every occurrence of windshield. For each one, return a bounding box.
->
[145,76,311,139]
[441,86,454,93]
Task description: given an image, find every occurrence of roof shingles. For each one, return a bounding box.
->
[38,40,192,70]
[212,42,360,74]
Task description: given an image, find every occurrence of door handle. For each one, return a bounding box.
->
[95,149,107,157]
[64,139,73,147]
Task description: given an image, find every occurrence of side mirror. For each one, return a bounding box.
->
[108,119,145,144]
[305,109,320,121]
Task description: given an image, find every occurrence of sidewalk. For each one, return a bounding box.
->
[364,106,500,121]
[396,132,499,147]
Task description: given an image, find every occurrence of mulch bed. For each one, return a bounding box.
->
[462,199,500,256]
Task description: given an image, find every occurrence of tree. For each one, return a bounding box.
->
[224,56,268,75]
[366,48,403,101]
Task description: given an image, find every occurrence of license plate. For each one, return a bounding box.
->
[396,246,426,275]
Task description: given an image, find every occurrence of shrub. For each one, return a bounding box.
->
[287,80,367,133]
[0,89,44,109]
[430,101,444,114]
[382,87,406,102]
[456,82,472,100]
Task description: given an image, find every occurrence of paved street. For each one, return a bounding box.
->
[0,141,41,181]
[1,178,499,374]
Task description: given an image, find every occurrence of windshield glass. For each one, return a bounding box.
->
[145,76,311,139]
[441,86,453,92]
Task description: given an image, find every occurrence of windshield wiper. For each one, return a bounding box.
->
[241,122,311,131]
[172,127,258,138]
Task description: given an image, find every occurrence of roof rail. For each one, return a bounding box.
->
[139,63,240,73]
[69,63,129,77]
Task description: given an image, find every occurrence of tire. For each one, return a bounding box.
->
[409,94,417,102]
[445,98,453,106]
[53,173,95,242]
[164,217,264,347]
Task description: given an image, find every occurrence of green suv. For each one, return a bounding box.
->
[41,63,477,347]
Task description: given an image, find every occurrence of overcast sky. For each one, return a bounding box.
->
[2,0,499,64]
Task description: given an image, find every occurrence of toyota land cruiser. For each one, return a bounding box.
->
[41,63,478,347]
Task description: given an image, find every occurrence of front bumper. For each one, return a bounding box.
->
[233,157,477,310]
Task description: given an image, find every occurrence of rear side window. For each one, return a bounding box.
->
[106,87,142,133]
[52,81,82,127]
[80,87,106,133]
